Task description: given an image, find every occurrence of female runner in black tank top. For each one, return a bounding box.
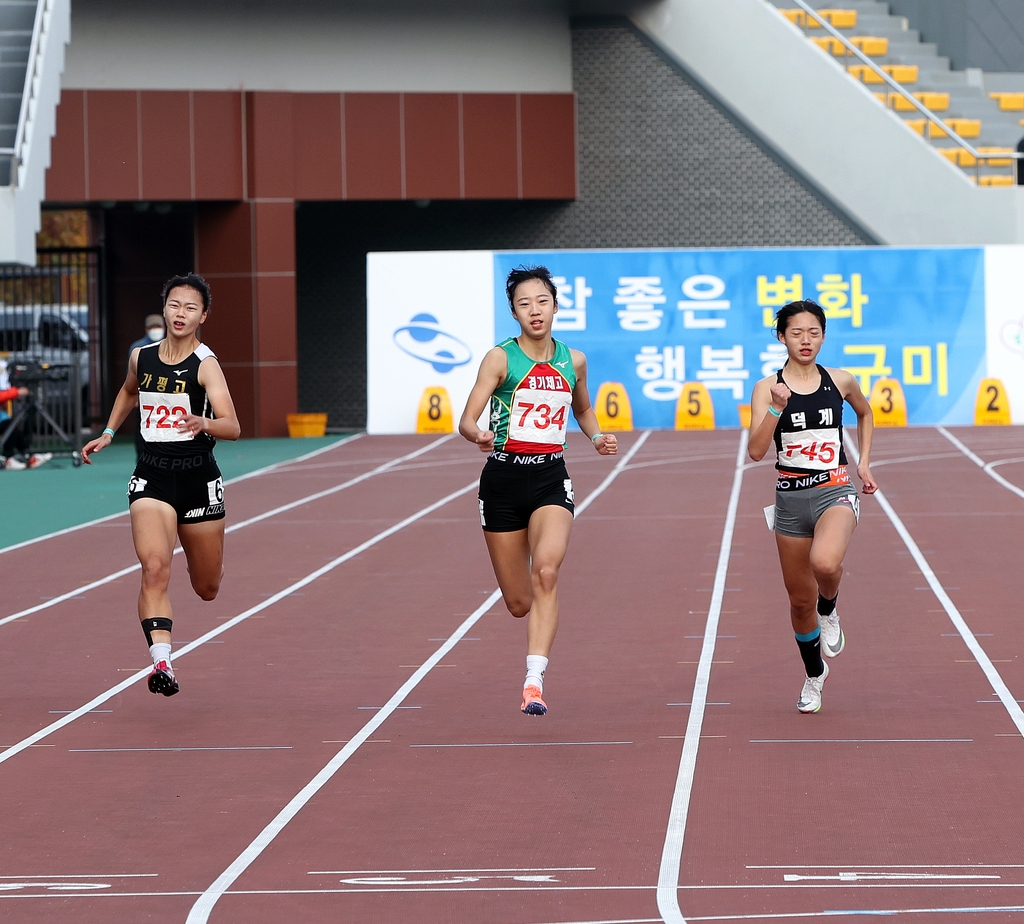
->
[748,300,877,714]
[82,275,240,696]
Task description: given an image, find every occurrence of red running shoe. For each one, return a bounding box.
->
[148,660,179,696]
[521,684,547,716]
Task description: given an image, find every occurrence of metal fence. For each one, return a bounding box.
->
[0,248,103,462]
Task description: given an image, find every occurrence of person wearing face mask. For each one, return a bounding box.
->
[129,314,166,355]
[128,315,166,458]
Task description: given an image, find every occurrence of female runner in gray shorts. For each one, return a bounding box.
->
[748,300,876,714]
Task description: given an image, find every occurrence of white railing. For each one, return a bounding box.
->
[0,0,50,187]
[782,0,1023,185]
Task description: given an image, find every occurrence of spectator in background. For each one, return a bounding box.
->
[0,383,51,470]
[1017,135,1024,185]
[128,314,166,458]
[130,314,166,354]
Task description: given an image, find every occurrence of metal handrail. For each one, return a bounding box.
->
[781,0,1023,184]
[9,0,49,187]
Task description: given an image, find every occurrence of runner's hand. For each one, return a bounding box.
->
[474,430,495,452]
[858,462,877,495]
[81,432,112,464]
[594,434,617,456]
[769,381,791,411]
[175,414,207,438]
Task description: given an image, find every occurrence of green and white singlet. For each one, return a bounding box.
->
[489,337,577,455]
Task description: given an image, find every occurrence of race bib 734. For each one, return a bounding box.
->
[509,388,571,445]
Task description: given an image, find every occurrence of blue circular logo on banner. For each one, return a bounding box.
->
[393,314,472,373]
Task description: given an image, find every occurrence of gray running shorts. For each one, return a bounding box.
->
[772,484,860,538]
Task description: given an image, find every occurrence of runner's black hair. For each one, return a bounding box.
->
[775,299,826,337]
[505,265,558,313]
[162,273,211,312]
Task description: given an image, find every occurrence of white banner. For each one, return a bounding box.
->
[366,251,494,434]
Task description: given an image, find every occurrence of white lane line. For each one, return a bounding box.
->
[408,741,632,748]
[847,437,1024,738]
[938,426,1024,501]
[185,431,651,924]
[69,746,292,752]
[657,429,747,924]
[0,478,479,766]
[750,739,971,744]
[308,866,595,874]
[0,436,452,629]
[0,433,364,557]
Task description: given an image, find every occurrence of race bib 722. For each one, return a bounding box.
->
[139,391,192,442]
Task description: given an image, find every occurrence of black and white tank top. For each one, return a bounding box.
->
[773,364,848,479]
[136,341,217,457]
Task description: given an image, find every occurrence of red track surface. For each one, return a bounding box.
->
[1,428,1023,923]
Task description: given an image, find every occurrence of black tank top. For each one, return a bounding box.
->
[773,364,847,478]
[136,341,217,457]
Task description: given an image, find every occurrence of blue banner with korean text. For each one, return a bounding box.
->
[493,248,987,428]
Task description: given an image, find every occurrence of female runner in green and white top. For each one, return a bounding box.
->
[460,265,617,716]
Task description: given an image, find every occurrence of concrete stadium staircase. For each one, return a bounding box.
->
[0,0,69,265]
[773,0,1024,182]
[630,0,1024,245]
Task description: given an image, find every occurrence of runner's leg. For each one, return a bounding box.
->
[131,498,179,641]
[178,519,226,601]
[775,533,817,635]
[808,505,857,602]
[483,528,532,618]
[525,505,574,657]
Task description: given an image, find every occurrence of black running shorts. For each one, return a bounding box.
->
[478,454,575,532]
[127,452,225,525]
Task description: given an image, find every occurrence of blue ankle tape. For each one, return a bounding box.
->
[795,627,821,643]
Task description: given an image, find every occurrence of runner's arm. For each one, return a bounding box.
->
[81,350,143,463]
[833,368,877,494]
[459,347,506,452]
[570,350,616,456]
[748,375,788,462]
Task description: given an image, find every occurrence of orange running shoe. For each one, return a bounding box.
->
[521,685,547,716]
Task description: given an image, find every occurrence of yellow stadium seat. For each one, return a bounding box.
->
[929,118,982,139]
[938,148,974,167]
[989,92,1024,111]
[885,64,918,83]
[848,63,917,85]
[805,8,857,28]
[780,9,806,25]
[851,36,888,55]
[979,175,1015,187]
[886,91,948,111]
[811,36,844,54]
[904,118,926,135]
[977,147,1014,167]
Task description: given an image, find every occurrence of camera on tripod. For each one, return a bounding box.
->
[9,361,69,384]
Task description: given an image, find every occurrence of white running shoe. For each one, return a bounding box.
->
[28,452,53,469]
[797,660,829,714]
[820,608,845,658]
[3,456,26,470]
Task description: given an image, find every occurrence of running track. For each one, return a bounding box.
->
[1,427,1023,923]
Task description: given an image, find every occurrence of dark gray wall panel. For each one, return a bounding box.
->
[888,0,1024,71]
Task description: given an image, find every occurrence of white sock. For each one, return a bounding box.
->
[525,655,548,691]
[150,642,172,667]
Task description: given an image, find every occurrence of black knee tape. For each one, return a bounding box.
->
[142,617,173,647]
